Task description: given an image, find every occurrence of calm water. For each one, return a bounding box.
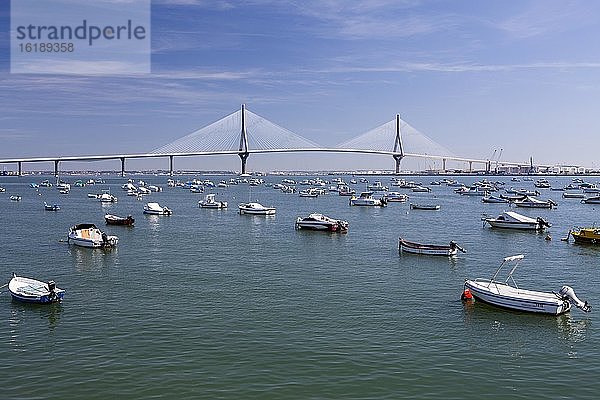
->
[1,174,599,399]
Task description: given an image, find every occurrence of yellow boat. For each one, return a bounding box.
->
[571,227,600,244]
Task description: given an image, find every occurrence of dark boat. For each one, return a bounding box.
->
[399,238,465,256]
[410,203,440,210]
[44,202,60,211]
[104,214,135,226]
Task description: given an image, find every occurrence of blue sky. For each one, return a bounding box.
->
[1,0,600,172]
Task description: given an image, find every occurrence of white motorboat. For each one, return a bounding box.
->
[463,255,591,315]
[10,195,22,201]
[481,195,509,204]
[411,185,432,193]
[299,188,319,198]
[238,202,276,215]
[483,211,549,230]
[144,202,172,215]
[67,223,118,248]
[513,196,557,209]
[563,192,584,199]
[349,192,387,207]
[8,273,65,304]
[367,181,388,191]
[385,192,409,202]
[199,194,227,209]
[98,193,117,203]
[295,213,348,232]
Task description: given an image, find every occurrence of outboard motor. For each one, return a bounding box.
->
[559,286,591,312]
[450,241,467,253]
[47,280,56,299]
[537,217,551,228]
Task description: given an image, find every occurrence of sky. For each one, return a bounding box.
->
[1,0,600,172]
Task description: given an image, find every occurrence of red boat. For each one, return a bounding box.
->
[104,214,135,226]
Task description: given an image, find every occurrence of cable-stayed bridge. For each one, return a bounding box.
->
[0,105,538,175]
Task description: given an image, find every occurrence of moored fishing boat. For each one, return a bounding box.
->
[238,202,276,215]
[513,196,557,209]
[99,193,118,203]
[349,192,387,206]
[143,202,173,215]
[295,213,348,232]
[8,273,65,304]
[463,255,591,315]
[569,227,600,244]
[581,195,600,204]
[385,192,409,202]
[481,195,509,204]
[67,223,118,248]
[563,191,584,199]
[409,203,440,210]
[399,238,465,256]
[483,211,549,230]
[104,214,135,226]
[198,194,227,209]
[44,202,60,211]
[9,195,22,201]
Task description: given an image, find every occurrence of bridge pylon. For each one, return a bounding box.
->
[238,104,250,174]
[392,114,404,174]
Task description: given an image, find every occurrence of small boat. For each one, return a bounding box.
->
[349,192,387,207]
[534,179,551,188]
[40,180,52,187]
[411,185,432,193]
[399,238,465,256]
[98,193,118,203]
[513,196,557,209]
[67,223,118,248]
[30,183,39,188]
[385,192,409,202]
[198,194,228,209]
[500,194,526,202]
[367,181,388,191]
[87,193,99,199]
[463,255,591,315]
[238,202,276,215]
[0,186,5,192]
[483,211,549,230]
[10,195,22,201]
[8,273,65,304]
[295,213,348,232]
[481,195,509,204]
[143,202,173,215]
[562,192,584,199]
[105,214,135,226]
[299,188,319,198]
[338,186,356,196]
[44,202,60,211]
[409,203,440,210]
[569,227,600,244]
[581,196,600,204]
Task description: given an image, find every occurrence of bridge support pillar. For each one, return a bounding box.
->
[486,161,491,173]
[393,155,404,174]
[120,157,126,177]
[442,158,446,172]
[468,161,473,173]
[54,160,59,177]
[169,156,174,176]
[239,153,249,175]
[17,161,22,176]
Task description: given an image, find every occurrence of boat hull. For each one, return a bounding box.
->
[485,220,540,230]
[239,208,276,215]
[465,280,570,315]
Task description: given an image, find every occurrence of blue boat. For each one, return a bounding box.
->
[8,274,65,304]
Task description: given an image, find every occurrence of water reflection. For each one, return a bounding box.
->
[69,245,118,272]
[8,301,63,350]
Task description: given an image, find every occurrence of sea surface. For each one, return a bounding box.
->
[0,174,599,399]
